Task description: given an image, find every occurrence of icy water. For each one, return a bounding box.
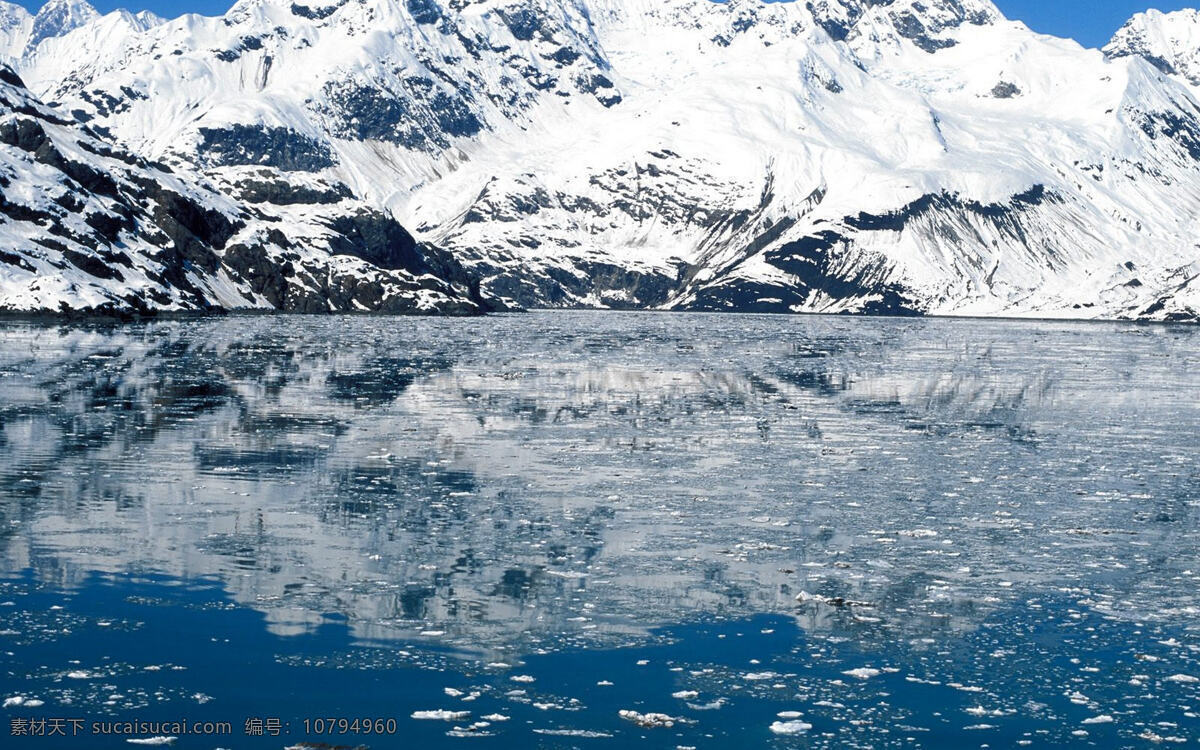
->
[0,312,1198,749]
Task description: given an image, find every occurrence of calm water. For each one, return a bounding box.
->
[0,311,1197,748]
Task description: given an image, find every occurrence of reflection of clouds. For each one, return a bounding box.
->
[0,314,1197,658]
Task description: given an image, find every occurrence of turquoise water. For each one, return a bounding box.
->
[1,312,1198,747]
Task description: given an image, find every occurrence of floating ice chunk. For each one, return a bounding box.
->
[481,714,509,722]
[533,729,613,737]
[23,699,44,707]
[3,696,24,707]
[449,721,491,735]
[66,670,91,679]
[510,675,535,683]
[412,710,471,720]
[671,691,698,699]
[636,660,649,666]
[743,672,777,681]
[596,681,613,686]
[769,720,812,735]
[795,592,871,608]
[1082,715,1114,724]
[776,711,803,719]
[126,738,176,745]
[444,688,464,697]
[1165,674,1198,683]
[1139,730,1188,743]
[842,668,881,680]
[618,710,678,728]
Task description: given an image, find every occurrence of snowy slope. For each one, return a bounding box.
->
[0,2,32,62]
[7,0,1200,320]
[0,62,486,314]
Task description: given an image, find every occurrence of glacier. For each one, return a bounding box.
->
[0,0,1198,320]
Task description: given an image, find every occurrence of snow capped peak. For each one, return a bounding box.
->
[1105,8,1200,86]
[0,2,32,62]
[26,0,100,52]
[0,1,31,28]
[804,0,998,50]
[124,9,165,31]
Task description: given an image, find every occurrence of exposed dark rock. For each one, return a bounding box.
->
[844,185,1056,232]
[196,125,336,172]
[290,2,342,20]
[406,0,441,25]
[319,80,481,150]
[232,176,352,205]
[497,6,544,42]
[0,65,25,88]
[324,209,425,272]
[1132,109,1200,160]
[991,81,1021,98]
[62,248,123,281]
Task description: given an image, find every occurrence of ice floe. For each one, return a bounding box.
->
[769,719,812,735]
[618,710,680,728]
[411,710,471,720]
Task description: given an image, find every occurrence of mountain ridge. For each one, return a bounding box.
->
[1,0,1198,321]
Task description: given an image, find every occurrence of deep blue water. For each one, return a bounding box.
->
[4,571,1198,748]
[1,312,1198,747]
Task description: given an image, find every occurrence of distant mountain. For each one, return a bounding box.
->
[1106,8,1200,86]
[2,0,1199,320]
[0,62,486,315]
[24,0,99,52]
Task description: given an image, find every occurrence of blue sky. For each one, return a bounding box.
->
[997,1,1195,47]
[12,0,1199,49]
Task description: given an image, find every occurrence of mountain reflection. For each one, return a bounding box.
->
[0,313,1196,660]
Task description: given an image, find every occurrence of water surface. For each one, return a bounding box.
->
[1,312,1197,747]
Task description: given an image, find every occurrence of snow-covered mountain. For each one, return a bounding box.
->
[0,61,487,314]
[3,0,1200,320]
[0,0,146,60]
[1106,8,1200,85]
